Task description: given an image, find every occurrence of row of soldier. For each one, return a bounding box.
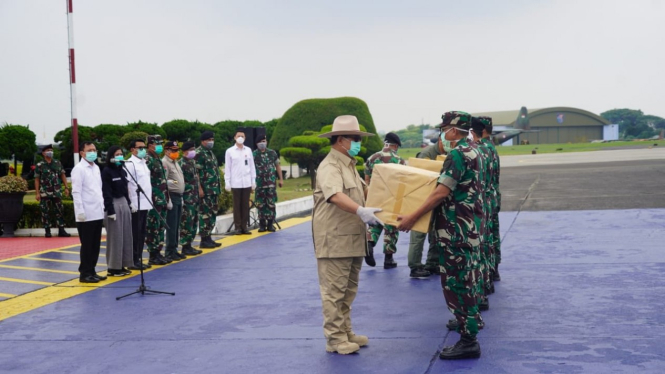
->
[38,129,281,283]
[361,112,501,359]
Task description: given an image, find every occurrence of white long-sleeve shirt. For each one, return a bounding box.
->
[125,154,153,211]
[224,144,256,189]
[71,159,104,222]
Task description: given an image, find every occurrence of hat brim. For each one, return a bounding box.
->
[318,130,375,138]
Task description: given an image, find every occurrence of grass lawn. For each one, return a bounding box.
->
[278,176,314,202]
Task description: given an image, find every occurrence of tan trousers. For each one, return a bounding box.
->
[317,257,363,344]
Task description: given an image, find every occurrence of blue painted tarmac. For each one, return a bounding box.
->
[1,209,664,373]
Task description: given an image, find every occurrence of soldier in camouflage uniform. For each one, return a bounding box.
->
[34,145,71,237]
[145,135,172,266]
[253,135,283,232]
[363,132,406,269]
[178,141,203,255]
[397,111,482,360]
[196,130,222,248]
[478,117,502,282]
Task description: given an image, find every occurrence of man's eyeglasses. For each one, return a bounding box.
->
[134,146,147,150]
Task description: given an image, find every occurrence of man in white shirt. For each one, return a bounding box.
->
[125,139,153,270]
[224,130,256,234]
[71,141,107,283]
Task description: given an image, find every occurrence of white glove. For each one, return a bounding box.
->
[130,204,137,213]
[225,185,232,192]
[108,214,117,221]
[77,213,86,222]
[251,183,256,190]
[167,180,178,185]
[356,206,383,226]
[167,199,173,210]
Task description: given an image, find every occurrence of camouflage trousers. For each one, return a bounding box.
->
[480,215,495,296]
[39,197,66,229]
[198,193,218,237]
[179,198,199,246]
[439,242,482,337]
[255,187,277,221]
[146,205,167,253]
[367,224,399,254]
[491,211,501,266]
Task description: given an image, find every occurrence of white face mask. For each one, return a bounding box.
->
[236,137,245,145]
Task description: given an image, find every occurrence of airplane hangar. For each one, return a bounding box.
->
[473,107,617,145]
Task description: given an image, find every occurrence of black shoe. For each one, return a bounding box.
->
[479,298,489,311]
[384,254,397,269]
[45,228,52,238]
[176,252,187,260]
[258,219,267,232]
[93,273,107,281]
[212,238,222,247]
[79,275,99,283]
[166,253,182,262]
[267,220,276,232]
[199,238,217,249]
[365,242,376,267]
[241,230,252,235]
[128,263,148,271]
[439,335,481,360]
[121,268,132,275]
[158,253,172,264]
[107,269,126,277]
[424,265,440,275]
[410,268,431,278]
[182,245,202,256]
[58,227,71,237]
[148,253,167,266]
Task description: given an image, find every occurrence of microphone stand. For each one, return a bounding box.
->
[117,160,175,300]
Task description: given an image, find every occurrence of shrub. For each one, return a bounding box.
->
[17,200,76,228]
[0,175,28,193]
[217,168,233,214]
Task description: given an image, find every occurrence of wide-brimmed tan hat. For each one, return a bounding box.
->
[318,115,375,138]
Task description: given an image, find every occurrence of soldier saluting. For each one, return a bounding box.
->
[34,144,71,237]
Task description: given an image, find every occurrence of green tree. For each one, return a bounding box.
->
[125,120,166,139]
[119,131,150,150]
[91,124,126,154]
[0,123,38,175]
[162,119,212,142]
[54,125,94,170]
[270,97,382,154]
[600,109,661,139]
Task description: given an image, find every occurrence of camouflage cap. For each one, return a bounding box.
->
[477,116,492,127]
[438,111,472,130]
[146,134,163,145]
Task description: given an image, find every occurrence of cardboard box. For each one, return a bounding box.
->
[408,157,444,173]
[436,155,446,161]
[366,163,440,233]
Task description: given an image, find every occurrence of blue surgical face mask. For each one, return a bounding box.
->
[347,140,361,157]
[155,145,163,154]
[114,155,124,166]
[137,149,147,159]
[85,151,97,162]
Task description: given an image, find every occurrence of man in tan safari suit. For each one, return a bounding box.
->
[312,115,383,355]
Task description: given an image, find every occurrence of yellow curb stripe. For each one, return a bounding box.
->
[0,276,54,286]
[0,292,17,298]
[58,250,107,257]
[0,264,80,275]
[25,257,106,267]
[0,216,312,322]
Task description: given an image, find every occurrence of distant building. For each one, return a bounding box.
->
[473,107,615,145]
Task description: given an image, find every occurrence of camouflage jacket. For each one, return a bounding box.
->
[472,140,491,241]
[146,152,169,207]
[482,138,501,209]
[364,146,406,179]
[179,157,200,204]
[253,148,279,189]
[34,159,65,198]
[434,138,483,248]
[195,146,220,195]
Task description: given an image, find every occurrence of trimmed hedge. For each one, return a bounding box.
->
[17,201,76,229]
[270,97,382,155]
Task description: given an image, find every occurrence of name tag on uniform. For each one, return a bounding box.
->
[113,177,122,181]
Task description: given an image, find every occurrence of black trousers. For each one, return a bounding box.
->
[232,187,251,231]
[131,210,148,264]
[76,219,103,277]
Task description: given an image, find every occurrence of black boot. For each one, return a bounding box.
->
[199,236,217,249]
[258,219,267,233]
[58,227,71,237]
[479,297,489,311]
[364,242,376,267]
[384,253,397,269]
[211,236,222,247]
[439,334,481,360]
[493,264,501,282]
[267,219,276,232]
[45,228,52,238]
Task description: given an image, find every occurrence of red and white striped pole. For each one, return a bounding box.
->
[67,0,79,163]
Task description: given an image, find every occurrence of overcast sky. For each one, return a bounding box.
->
[1,0,663,143]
